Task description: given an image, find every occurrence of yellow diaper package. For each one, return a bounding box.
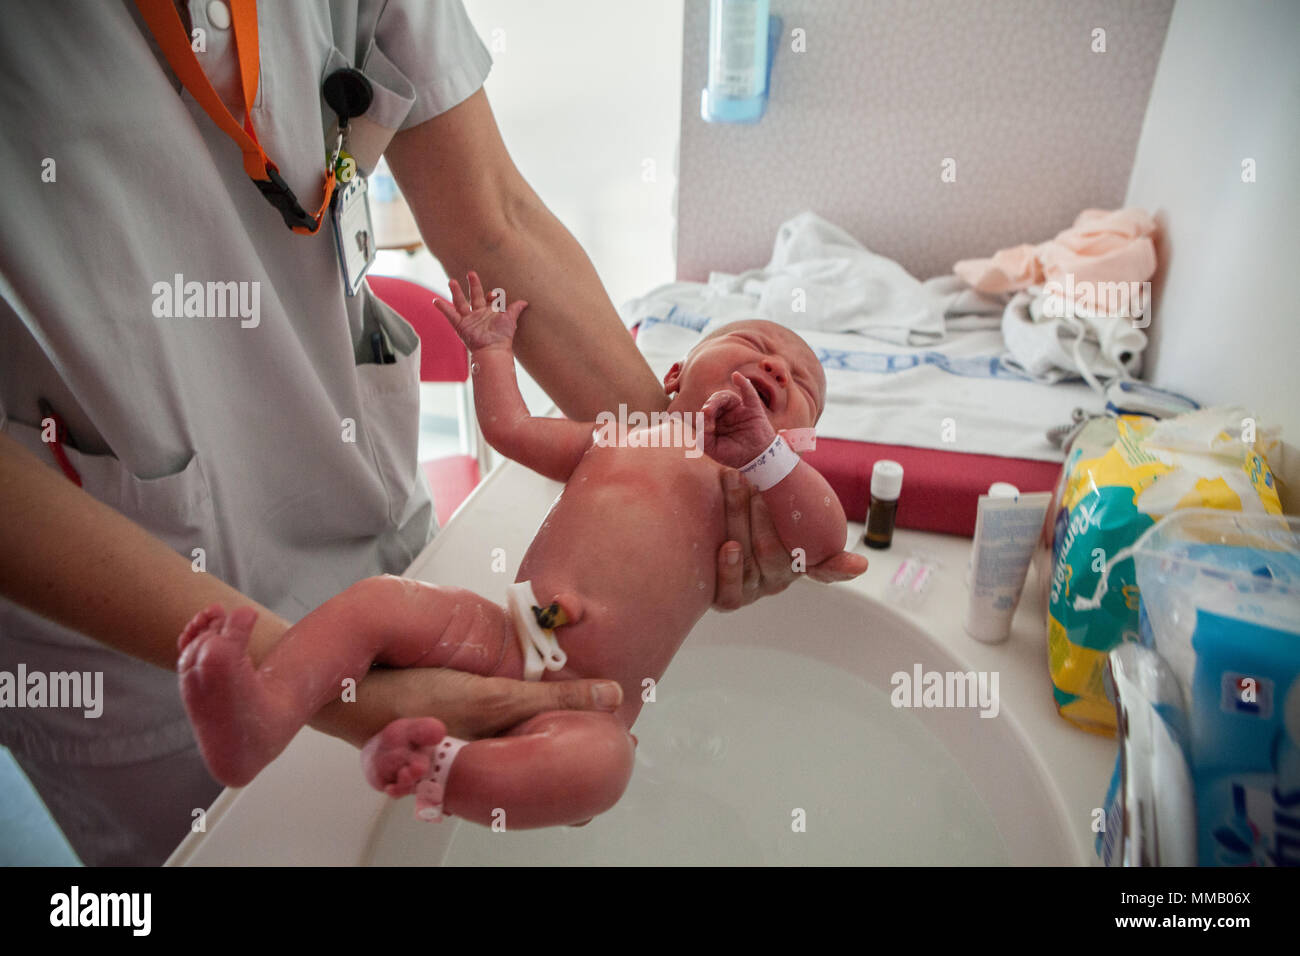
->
[1040,407,1283,735]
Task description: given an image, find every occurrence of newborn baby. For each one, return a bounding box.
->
[179,273,846,828]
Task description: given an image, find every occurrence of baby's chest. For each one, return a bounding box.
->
[568,440,723,532]
[581,434,723,490]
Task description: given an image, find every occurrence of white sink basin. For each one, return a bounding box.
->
[368,585,1068,865]
[169,461,1113,866]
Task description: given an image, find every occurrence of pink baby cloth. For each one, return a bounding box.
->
[955,208,1157,295]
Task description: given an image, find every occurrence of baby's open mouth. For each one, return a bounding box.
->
[747,377,773,409]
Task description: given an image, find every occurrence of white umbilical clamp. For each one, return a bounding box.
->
[506,581,568,682]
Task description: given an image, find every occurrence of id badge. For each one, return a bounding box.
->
[331,174,376,296]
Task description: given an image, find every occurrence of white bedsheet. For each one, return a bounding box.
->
[625,290,1104,463]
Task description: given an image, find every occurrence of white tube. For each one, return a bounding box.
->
[964,490,1053,644]
[966,483,1020,586]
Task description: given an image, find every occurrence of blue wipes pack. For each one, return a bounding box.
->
[1107,509,1300,866]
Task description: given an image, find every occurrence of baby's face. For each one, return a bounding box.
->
[667,320,826,432]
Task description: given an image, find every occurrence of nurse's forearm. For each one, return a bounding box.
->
[0,434,288,670]
[457,194,669,422]
[386,91,668,422]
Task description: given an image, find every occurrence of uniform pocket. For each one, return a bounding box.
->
[354,286,424,530]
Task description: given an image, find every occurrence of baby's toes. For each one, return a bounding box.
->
[363,719,444,793]
[178,605,225,655]
[377,716,443,750]
[398,752,431,786]
[404,717,446,749]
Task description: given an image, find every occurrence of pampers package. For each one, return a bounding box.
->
[1102,509,1300,866]
[1040,407,1283,734]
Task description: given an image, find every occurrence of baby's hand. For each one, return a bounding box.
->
[434,271,527,353]
[702,372,779,467]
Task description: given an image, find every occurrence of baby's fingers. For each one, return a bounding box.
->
[730,372,765,412]
[702,388,740,421]
[468,271,487,311]
[448,278,471,316]
[434,297,463,328]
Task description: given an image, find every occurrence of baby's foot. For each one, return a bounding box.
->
[178,605,292,787]
[361,717,447,798]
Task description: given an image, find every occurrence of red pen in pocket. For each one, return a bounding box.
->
[37,398,83,487]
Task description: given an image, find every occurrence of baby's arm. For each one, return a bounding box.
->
[435,273,595,483]
[704,374,847,568]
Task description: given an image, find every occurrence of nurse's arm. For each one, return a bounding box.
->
[0,433,291,670]
[385,88,669,423]
[0,434,622,742]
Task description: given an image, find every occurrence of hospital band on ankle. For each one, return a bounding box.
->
[414,581,569,821]
[739,434,801,491]
[506,581,568,682]
[415,735,467,822]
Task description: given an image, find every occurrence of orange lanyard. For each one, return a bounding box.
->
[134,0,336,234]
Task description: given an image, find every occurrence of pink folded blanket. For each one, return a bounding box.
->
[954,208,1158,295]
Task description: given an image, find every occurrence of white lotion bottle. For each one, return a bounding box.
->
[965,487,1052,643]
[966,482,1020,586]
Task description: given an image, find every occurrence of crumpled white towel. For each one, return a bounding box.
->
[919,273,1009,332]
[705,211,946,346]
[1001,289,1145,392]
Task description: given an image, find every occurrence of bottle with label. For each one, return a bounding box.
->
[863,460,903,549]
[702,0,772,123]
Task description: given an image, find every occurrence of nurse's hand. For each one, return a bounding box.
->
[712,468,869,611]
[310,666,624,746]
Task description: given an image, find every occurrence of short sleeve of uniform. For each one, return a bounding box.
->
[374,0,493,131]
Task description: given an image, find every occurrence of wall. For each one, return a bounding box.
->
[1124,0,1300,470]
[463,0,684,308]
[676,0,1173,281]
[379,0,685,424]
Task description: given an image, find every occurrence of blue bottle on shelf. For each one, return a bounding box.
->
[701,0,778,124]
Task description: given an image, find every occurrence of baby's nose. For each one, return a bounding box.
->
[762,358,789,384]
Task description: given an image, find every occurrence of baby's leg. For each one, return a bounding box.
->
[178,576,514,787]
[364,710,635,829]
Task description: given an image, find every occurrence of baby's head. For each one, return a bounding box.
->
[663,319,826,432]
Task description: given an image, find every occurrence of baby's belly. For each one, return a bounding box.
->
[514,444,726,713]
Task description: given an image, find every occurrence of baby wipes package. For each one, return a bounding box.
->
[1096,641,1196,866]
[1041,407,1282,734]
[1119,509,1300,866]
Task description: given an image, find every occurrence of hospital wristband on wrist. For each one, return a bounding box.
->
[779,427,817,452]
[738,434,800,491]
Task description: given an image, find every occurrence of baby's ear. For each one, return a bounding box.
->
[662,362,683,395]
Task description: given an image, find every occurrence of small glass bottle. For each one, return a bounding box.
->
[863,460,903,549]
